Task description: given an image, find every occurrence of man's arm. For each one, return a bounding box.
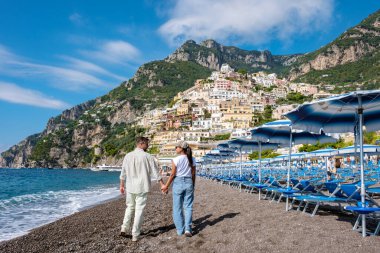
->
[120,179,125,194]
[149,156,165,188]
[119,155,128,194]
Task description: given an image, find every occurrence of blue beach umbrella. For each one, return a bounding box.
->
[304,148,338,175]
[227,138,278,177]
[285,90,380,134]
[306,148,338,158]
[251,120,337,210]
[204,150,236,176]
[251,121,337,163]
[217,143,233,151]
[285,90,380,237]
[338,144,380,155]
[227,138,279,198]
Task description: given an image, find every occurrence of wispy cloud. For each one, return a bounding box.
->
[0,143,10,153]
[0,44,125,91]
[0,81,70,109]
[158,0,334,46]
[69,13,87,26]
[60,56,127,80]
[80,40,141,65]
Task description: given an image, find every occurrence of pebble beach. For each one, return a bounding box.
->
[1,178,380,253]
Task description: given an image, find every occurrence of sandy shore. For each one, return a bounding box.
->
[1,178,380,253]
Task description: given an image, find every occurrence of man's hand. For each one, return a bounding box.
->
[120,186,125,194]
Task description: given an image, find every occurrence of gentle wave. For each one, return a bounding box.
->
[0,186,120,242]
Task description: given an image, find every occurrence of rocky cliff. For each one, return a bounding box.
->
[166,39,301,73]
[289,9,380,84]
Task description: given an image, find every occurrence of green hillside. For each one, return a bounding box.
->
[104,60,211,110]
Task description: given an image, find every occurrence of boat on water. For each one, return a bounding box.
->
[90,164,122,172]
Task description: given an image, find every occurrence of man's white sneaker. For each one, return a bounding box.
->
[184,231,192,237]
[132,235,139,242]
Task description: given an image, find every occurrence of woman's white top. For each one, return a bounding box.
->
[172,155,196,177]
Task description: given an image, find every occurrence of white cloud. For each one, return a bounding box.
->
[60,56,127,81]
[158,0,334,46]
[80,40,140,65]
[0,81,70,109]
[0,45,118,91]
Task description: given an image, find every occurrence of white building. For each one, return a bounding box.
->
[230,129,252,139]
[182,131,211,142]
[209,90,246,100]
[220,63,234,73]
[206,104,220,114]
[192,119,212,130]
[251,104,264,113]
[209,71,220,80]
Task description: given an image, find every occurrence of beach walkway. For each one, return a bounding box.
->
[1,179,380,253]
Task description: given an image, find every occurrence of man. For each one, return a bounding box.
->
[120,136,165,242]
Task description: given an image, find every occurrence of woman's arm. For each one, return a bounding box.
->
[162,161,176,192]
[191,165,196,187]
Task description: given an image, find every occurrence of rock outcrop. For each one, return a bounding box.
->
[289,10,380,80]
[166,39,300,72]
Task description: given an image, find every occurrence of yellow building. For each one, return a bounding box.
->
[219,98,254,128]
[176,103,190,116]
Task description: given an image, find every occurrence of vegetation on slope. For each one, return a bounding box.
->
[104,60,212,110]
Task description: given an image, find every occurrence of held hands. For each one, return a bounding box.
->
[161,184,169,194]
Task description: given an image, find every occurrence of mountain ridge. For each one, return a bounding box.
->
[288,9,380,88]
[166,39,302,73]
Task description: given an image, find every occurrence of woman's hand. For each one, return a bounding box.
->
[161,184,168,194]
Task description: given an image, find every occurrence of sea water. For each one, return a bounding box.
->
[0,168,120,242]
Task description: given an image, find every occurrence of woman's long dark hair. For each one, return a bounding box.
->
[184,147,193,167]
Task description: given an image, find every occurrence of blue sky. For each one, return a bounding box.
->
[0,0,379,152]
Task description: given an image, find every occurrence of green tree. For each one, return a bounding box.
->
[213,133,231,141]
[254,105,273,126]
[249,149,280,160]
[148,145,160,155]
[203,109,212,119]
[237,69,247,75]
[277,92,311,105]
[298,137,352,152]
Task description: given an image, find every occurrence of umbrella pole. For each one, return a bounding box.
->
[358,95,366,237]
[354,126,358,176]
[325,157,328,181]
[259,142,262,200]
[286,130,293,211]
[240,147,242,192]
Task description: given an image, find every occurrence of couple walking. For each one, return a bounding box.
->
[119,137,196,241]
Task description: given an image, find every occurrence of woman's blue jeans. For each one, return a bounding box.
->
[172,177,194,235]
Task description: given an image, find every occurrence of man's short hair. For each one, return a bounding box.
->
[136,136,149,144]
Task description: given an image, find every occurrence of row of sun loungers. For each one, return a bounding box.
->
[199,165,380,236]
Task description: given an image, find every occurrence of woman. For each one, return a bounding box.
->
[162,141,196,237]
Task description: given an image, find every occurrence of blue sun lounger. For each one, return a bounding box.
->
[291,181,357,217]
